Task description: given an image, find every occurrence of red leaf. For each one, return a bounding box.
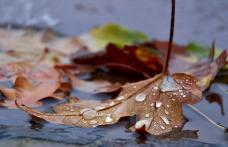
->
[72,43,163,78]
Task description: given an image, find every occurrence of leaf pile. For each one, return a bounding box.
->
[0,22,227,136]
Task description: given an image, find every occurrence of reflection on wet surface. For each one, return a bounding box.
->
[183,78,228,144]
[206,93,225,116]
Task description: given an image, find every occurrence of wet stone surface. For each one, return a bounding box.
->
[0,0,228,146]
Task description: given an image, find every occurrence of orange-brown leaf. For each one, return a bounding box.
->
[16,73,202,135]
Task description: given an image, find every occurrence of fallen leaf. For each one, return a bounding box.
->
[0,64,60,108]
[0,50,61,109]
[16,73,202,135]
[0,61,33,81]
[0,26,85,57]
[72,43,163,78]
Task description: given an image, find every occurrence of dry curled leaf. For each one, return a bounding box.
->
[16,73,202,135]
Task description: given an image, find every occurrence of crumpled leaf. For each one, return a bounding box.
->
[16,72,202,135]
[72,43,163,78]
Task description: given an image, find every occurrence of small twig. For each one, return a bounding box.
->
[187,104,228,132]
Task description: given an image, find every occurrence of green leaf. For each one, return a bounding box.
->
[91,24,148,49]
[186,42,209,57]
[186,42,223,59]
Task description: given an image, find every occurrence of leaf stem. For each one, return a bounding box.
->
[186,104,228,132]
[163,0,176,74]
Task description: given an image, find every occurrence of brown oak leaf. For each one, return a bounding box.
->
[16,73,202,135]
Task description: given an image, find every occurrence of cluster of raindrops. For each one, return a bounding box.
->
[132,76,185,132]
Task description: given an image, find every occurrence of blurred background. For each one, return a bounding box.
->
[0,0,228,49]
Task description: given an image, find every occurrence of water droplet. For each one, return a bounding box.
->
[156,101,162,108]
[135,119,152,129]
[105,116,113,123]
[164,110,169,115]
[69,107,74,112]
[82,109,97,120]
[183,95,187,98]
[160,116,170,124]
[161,126,165,129]
[80,108,91,114]
[133,86,137,89]
[94,106,106,111]
[135,93,146,102]
[160,76,182,92]
[167,105,170,108]
[154,86,158,90]
[109,101,115,106]
[116,96,125,100]
[89,120,97,125]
